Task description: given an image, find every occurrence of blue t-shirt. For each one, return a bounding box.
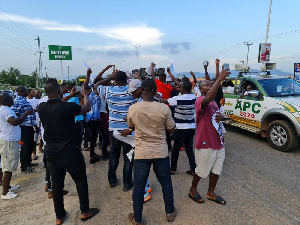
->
[65,94,84,123]
[98,85,136,130]
[85,91,101,122]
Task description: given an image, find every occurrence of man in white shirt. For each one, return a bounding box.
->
[0,93,33,199]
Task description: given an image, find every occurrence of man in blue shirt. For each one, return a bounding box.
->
[12,86,37,173]
[95,69,136,191]
[85,87,108,164]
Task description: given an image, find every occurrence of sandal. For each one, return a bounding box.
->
[186,170,195,176]
[80,208,100,222]
[207,195,226,205]
[189,193,205,204]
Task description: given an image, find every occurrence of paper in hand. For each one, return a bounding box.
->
[167,59,174,82]
[84,62,90,69]
[202,60,208,66]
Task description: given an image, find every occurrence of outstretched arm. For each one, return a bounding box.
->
[150,62,156,80]
[202,66,230,107]
[215,59,220,79]
[204,62,210,80]
[7,109,33,126]
[93,65,114,83]
[190,71,197,84]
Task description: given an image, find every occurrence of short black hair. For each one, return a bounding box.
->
[0,93,12,104]
[159,73,166,79]
[115,71,127,82]
[44,78,61,94]
[141,79,157,92]
[68,83,76,91]
[61,82,67,87]
[182,81,192,92]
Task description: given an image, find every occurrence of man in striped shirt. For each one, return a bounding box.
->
[95,70,136,191]
[159,81,197,176]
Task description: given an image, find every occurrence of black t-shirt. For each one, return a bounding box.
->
[214,85,224,108]
[38,99,81,154]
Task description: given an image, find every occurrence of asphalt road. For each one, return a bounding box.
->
[1,126,299,225]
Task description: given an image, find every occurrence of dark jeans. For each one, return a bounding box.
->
[43,149,51,188]
[108,131,133,187]
[83,122,90,148]
[75,120,84,149]
[20,125,34,170]
[87,120,108,158]
[47,148,89,219]
[166,130,172,149]
[171,129,196,172]
[133,157,174,223]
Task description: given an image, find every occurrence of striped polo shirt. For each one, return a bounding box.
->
[167,94,196,129]
[98,85,136,131]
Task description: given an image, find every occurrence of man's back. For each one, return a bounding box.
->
[127,101,175,159]
[38,99,81,154]
[98,85,135,130]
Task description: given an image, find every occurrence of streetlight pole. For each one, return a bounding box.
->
[244,42,253,66]
[133,46,141,67]
[265,0,272,43]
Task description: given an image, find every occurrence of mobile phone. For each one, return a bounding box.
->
[223,63,230,71]
[139,68,147,77]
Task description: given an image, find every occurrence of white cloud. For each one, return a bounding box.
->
[139,54,169,62]
[87,44,131,51]
[0,13,163,46]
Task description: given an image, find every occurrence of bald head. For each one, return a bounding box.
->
[0,93,13,107]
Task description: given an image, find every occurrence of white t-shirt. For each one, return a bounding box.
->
[38,96,49,145]
[27,97,40,123]
[0,106,21,141]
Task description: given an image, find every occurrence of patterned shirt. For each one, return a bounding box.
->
[12,96,36,126]
[98,85,136,130]
[168,94,196,129]
[85,91,101,122]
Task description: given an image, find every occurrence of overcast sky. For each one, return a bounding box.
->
[0,0,300,79]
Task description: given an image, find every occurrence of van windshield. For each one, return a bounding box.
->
[258,78,300,97]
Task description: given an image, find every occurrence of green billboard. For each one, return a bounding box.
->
[49,45,72,60]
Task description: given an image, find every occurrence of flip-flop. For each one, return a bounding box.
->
[80,208,100,222]
[189,193,205,204]
[207,196,226,205]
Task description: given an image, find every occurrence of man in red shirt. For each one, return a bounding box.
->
[188,66,230,205]
[149,63,180,150]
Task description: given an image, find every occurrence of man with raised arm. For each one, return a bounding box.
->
[94,67,136,191]
[38,75,99,225]
[188,66,230,205]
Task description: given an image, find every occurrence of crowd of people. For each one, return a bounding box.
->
[0,60,230,225]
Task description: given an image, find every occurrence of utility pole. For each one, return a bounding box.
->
[244,42,253,66]
[35,36,43,88]
[67,66,70,81]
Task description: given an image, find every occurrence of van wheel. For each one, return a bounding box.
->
[267,120,299,152]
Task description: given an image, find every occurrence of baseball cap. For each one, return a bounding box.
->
[128,79,142,93]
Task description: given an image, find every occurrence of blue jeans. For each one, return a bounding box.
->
[108,131,133,187]
[133,157,174,223]
[171,129,196,172]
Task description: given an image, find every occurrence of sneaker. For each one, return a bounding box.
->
[21,167,35,173]
[166,207,177,222]
[144,192,151,202]
[1,191,18,200]
[9,185,20,192]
